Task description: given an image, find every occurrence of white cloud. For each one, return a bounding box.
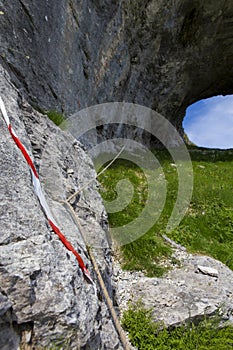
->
[183,95,233,149]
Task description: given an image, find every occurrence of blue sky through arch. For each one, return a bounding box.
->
[183,95,233,149]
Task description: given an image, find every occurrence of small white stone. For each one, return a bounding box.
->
[197,265,219,278]
[67,168,74,174]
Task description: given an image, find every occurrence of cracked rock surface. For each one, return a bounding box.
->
[0,65,123,350]
[113,248,233,328]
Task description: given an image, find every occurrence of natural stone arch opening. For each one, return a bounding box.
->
[182,95,233,149]
[123,0,233,144]
[0,0,233,147]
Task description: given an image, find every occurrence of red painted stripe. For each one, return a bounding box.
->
[8,125,39,179]
[48,220,86,270]
[7,121,91,280]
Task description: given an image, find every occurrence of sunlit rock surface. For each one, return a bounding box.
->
[113,250,233,328]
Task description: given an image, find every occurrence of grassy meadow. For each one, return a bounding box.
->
[98,147,233,349]
[98,147,233,276]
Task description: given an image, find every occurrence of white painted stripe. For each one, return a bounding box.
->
[0,96,10,126]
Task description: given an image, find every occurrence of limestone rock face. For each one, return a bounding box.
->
[0,0,233,132]
[0,66,122,349]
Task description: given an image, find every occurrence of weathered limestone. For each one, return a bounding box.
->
[0,0,233,134]
[0,1,233,348]
[0,66,123,349]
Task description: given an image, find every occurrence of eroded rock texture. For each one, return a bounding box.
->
[1,0,233,132]
[0,66,122,349]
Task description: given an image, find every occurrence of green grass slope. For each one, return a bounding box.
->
[98,148,233,276]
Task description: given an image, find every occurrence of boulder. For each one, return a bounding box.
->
[113,250,233,328]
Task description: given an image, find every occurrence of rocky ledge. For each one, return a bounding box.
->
[113,245,233,328]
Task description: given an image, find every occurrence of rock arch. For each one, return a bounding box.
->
[1,0,233,138]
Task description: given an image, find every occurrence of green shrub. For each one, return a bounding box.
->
[45,110,66,127]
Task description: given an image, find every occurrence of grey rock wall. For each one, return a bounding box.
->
[0,0,233,135]
[0,66,122,349]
